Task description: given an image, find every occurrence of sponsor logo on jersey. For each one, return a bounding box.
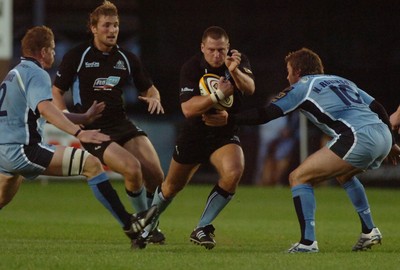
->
[93,76,121,91]
[85,61,100,68]
[181,87,194,93]
[114,60,126,70]
[56,71,61,77]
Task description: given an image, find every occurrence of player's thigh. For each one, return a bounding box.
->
[44,146,101,178]
[210,143,244,179]
[103,142,141,175]
[289,146,355,186]
[124,136,163,179]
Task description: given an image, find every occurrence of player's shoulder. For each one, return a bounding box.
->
[17,59,47,77]
[116,45,140,60]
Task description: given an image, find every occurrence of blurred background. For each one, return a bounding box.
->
[3,0,400,186]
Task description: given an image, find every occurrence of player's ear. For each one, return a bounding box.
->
[200,42,205,53]
[40,47,47,58]
[90,25,97,35]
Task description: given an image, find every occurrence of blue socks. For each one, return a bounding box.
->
[291,184,316,243]
[126,186,148,213]
[197,185,234,228]
[343,177,375,233]
[87,172,130,228]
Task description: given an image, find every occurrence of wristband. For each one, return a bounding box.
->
[74,129,82,137]
[210,93,218,103]
[215,89,225,100]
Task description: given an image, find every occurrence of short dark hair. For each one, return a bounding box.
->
[202,26,229,42]
[285,48,324,76]
[21,26,54,56]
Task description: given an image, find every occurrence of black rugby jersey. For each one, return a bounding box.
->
[178,52,254,138]
[54,41,153,129]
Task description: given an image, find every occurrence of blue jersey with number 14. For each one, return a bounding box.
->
[272,74,382,138]
[0,58,52,145]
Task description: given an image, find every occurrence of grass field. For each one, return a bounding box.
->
[1,180,400,270]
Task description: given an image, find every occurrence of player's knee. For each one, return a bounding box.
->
[223,166,243,183]
[289,170,311,187]
[288,170,301,186]
[81,155,104,178]
[116,157,141,178]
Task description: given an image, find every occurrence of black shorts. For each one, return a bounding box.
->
[81,119,147,164]
[173,134,241,164]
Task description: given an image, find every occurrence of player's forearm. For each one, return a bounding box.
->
[38,101,81,136]
[181,96,215,118]
[230,69,255,95]
[62,112,90,125]
[230,103,284,125]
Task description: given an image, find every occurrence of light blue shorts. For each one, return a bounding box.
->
[0,143,56,180]
[327,123,392,170]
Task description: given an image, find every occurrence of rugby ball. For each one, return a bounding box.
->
[199,73,234,110]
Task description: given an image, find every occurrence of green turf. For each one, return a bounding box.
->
[1,181,400,270]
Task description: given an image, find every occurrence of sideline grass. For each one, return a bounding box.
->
[1,181,400,270]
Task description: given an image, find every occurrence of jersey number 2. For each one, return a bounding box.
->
[0,83,8,116]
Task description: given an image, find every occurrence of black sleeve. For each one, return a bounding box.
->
[229,103,284,125]
[369,99,396,145]
[53,49,79,92]
[128,52,153,92]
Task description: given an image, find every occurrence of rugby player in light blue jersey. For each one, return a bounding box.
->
[225,48,400,253]
[0,26,156,246]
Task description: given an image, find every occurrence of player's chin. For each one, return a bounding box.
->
[105,39,117,46]
[210,61,224,68]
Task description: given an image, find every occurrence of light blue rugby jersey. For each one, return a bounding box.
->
[0,58,52,145]
[272,74,383,138]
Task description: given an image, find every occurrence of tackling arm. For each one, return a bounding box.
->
[230,103,284,125]
[51,86,105,125]
[38,100,109,144]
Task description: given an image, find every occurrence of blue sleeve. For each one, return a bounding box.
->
[358,89,374,105]
[26,69,52,111]
[272,82,308,114]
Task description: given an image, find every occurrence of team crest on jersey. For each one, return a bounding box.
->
[300,77,309,83]
[114,60,126,70]
[271,86,293,102]
[93,76,120,91]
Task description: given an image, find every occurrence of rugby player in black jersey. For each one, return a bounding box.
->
[138,26,255,250]
[52,1,165,248]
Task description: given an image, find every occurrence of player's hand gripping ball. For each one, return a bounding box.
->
[199,73,234,110]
